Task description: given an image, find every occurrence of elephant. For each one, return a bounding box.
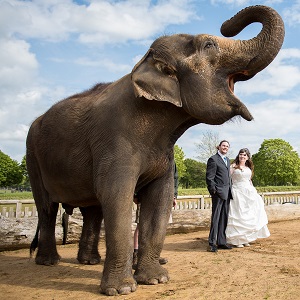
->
[30,205,103,265]
[26,5,284,296]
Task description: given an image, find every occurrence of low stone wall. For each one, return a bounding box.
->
[1,204,300,251]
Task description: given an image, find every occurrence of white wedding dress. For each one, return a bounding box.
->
[226,166,270,246]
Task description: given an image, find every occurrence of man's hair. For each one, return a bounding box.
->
[219,140,230,147]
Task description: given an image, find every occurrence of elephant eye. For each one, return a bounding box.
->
[163,65,175,76]
[204,41,216,50]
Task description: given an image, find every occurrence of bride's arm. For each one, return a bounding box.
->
[230,164,235,175]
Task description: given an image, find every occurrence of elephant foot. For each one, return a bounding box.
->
[35,251,61,266]
[77,253,101,265]
[77,249,101,265]
[100,275,137,296]
[134,264,169,285]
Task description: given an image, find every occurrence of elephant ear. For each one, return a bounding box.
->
[131,48,182,107]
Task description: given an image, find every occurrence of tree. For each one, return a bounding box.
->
[195,130,234,162]
[195,130,219,162]
[0,150,23,187]
[180,159,206,188]
[174,145,186,178]
[252,139,300,186]
[20,155,31,190]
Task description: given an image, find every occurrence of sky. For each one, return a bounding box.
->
[1,0,300,163]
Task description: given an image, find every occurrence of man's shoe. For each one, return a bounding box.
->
[207,245,218,252]
[218,244,233,250]
[159,257,168,265]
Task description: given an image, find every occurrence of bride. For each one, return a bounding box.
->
[226,148,270,248]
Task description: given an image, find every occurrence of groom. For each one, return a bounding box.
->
[206,140,232,252]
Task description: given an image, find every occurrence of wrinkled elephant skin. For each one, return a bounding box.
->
[26,5,284,296]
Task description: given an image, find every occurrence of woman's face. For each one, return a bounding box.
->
[239,151,248,163]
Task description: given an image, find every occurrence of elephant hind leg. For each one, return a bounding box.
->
[77,205,102,265]
[27,153,60,265]
[34,201,60,265]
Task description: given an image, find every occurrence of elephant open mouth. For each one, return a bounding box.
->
[227,72,254,121]
[228,74,235,93]
[228,70,253,94]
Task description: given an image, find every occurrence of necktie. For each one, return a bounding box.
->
[223,157,227,165]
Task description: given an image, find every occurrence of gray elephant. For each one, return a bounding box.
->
[26,5,284,296]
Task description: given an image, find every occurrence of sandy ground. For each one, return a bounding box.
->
[0,219,300,300]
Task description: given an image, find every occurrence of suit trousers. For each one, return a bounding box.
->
[208,194,231,246]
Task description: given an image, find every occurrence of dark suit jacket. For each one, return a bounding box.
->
[206,153,231,200]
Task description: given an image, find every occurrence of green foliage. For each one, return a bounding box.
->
[174,145,186,178]
[252,139,300,186]
[180,158,206,188]
[0,150,23,187]
[19,156,31,190]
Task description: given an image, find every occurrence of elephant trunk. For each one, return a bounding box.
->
[221,5,285,78]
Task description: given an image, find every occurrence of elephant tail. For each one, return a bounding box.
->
[30,223,40,258]
[61,212,70,245]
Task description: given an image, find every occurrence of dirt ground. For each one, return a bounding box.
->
[1,219,299,300]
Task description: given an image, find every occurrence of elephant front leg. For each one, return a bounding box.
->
[77,205,102,265]
[134,175,173,285]
[100,194,137,296]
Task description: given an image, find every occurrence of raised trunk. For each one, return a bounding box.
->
[221,5,285,79]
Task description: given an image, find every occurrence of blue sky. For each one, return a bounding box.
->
[1,0,300,163]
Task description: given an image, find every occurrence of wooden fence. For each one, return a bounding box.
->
[1,191,299,218]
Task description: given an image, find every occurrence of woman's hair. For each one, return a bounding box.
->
[232,148,254,174]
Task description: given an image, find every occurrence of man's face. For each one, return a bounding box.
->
[219,142,229,155]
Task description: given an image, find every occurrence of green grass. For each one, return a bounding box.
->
[0,190,33,200]
[1,185,300,200]
[178,187,209,195]
[179,186,300,196]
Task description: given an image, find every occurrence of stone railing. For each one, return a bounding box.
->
[0,200,64,218]
[1,191,299,218]
[1,192,300,250]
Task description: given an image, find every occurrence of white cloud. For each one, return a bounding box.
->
[177,96,300,159]
[0,0,197,45]
[76,0,198,44]
[284,0,300,25]
[236,48,300,96]
[2,0,204,162]
[75,57,132,73]
[226,98,300,154]
[210,0,250,5]
[210,0,284,6]
[0,0,73,41]
[132,54,144,65]
[0,38,38,90]
[0,0,299,164]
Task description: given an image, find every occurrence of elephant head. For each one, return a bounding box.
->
[132,5,284,125]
